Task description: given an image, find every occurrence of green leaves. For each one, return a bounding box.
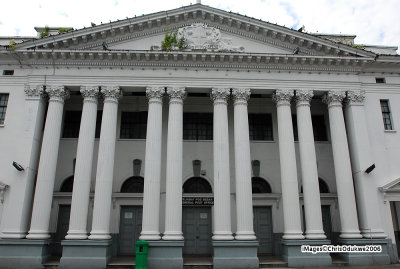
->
[160,31,187,51]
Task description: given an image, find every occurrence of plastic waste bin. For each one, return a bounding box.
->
[135,240,149,269]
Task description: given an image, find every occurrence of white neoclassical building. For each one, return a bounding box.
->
[0,2,400,269]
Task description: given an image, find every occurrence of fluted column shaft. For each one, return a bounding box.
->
[89,86,121,240]
[140,87,165,241]
[322,91,362,239]
[66,86,99,240]
[27,86,69,239]
[344,90,386,238]
[273,89,304,240]
[295,90,326,239]
[211,88,234,240]
[1,86,46,239]
[162,87,186,240]
[232,88,256,240]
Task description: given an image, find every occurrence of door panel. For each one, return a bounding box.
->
[253,207,273,254]
[182,207,212,255]
[321,205,333,240]
[119,206,143,255]
[53,205,71,256]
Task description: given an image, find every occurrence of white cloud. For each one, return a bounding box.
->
[0,0,398,51]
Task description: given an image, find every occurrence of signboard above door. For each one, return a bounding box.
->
[182,197,214,206]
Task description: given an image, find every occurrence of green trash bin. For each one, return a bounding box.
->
[135,240,149,269]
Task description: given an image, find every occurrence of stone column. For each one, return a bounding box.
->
[162,87,186,241]
[295,89,326,239]
[232,88,256,240]
[322,91,362,239]
[66,86,99,240]
[89,86,121,240]
[1,86,46,239]
[27,86,69,239]
[140,87,165,241]
[211,88,234,240]
[273,89,304,240]
[344,90,386,238]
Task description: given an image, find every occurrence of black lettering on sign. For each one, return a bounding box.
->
[182,197,214,206]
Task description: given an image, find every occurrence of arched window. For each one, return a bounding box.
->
[183,177,212,193]
[300,178,330,193]
[60,176,74,192]
[318,179,329,193]
[120,176,144,193]
[252,177,272,193]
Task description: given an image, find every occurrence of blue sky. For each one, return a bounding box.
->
[0,0,398,52]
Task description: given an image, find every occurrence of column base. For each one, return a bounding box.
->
[337,238,391,266]
[282,239,332,267]
[0,231,28,239]
[0,239,51,269]
[147,240,183,269]
[139,231,161,241]
[213,240,259,269]
[59,239,112,269]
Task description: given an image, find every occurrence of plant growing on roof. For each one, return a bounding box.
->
[9,39,15,51]
[58,27,73,34]
[40,26,50,38]
[160,30,187,51]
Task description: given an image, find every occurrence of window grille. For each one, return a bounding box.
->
[248,113,273,141]
[0,93,9,125]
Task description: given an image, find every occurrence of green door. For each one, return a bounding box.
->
[253,207,273,254]
[182,207,212,255]
[119,206,143,255]
[53,205,71,256]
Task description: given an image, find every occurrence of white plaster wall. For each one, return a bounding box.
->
[1,65,399,244]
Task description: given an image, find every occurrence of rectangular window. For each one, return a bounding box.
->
[2,70,14,76]
[120,111,148,139]
[375,77,386,84]
[380,100,393,130]
[183,113,213,140]
[292,114,328,141]
[62,110,103,138]
[248,113,273,141]
[0,93,9,125]
[62,111,82,138]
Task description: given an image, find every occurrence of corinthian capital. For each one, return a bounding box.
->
[272,89,294,106]
[345,90,365,106]
[101,86,122,102]
[167,87,186,101]
[211,88,230,103]
[322,91,345,107]
[295,89,313,106]
[25,85,45,99]
[46,86,70,103]
[146,86,165,101]
[232,88,251,105]
[80,86,100,99]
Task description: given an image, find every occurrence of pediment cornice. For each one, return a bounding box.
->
[10,49,374,73]
[14,4,375,58]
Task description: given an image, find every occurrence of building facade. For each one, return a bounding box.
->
[0,3,400,269]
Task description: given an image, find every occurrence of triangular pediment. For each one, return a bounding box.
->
[379,178,400,193]
[15,4,375,58]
